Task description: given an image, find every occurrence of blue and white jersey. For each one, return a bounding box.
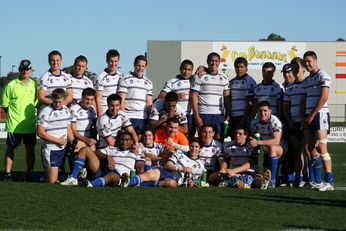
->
[253,81,284,116]
[96,111,132,148]
[117,73,153,119]
[284,81,305,123]
[139,142,165,166]
[199,139,223,171]
[169,150,205,180]
[99,146,136,176]
[190,72,229,115]
[40,70,72,98]
[302,69,331,114]
[94,70,123,112]
[222,140,258,172]
[149,99,187,125]
[229,74,257,117]
[70,74,93,103]
[37,104,71,150]
[250,114,284,152]
[161,75,193,115]
[70,103,97,138]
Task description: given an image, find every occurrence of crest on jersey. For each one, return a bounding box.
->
[50,79,54,84]
[271,87,274,92]
[177,82,181,86]
[64,77,67,82]
[106,78,110,83]
[145,81,148,85]
[85,81,89,85]
[79,111,83,116]
[204,77,208,81]
[54,112,58,117]
[130,79,134,84]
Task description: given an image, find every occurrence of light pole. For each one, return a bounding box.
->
[12,65,16,73]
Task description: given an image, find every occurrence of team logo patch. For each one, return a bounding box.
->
[79,111,83,116]
[85,81,89,85]
[106,78,110,83]
[64,77,67,82]
[177,82,181,86]
[204,77,208,81]
[50,79,53,84]
[54,112,58,117]
[130,79,134,84]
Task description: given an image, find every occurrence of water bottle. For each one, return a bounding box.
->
[223,120,229,138]
[254,133,263,155]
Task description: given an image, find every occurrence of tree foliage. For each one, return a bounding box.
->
[259,33,286,41]
[336,37,345,42]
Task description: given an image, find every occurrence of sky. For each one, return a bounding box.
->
[0,0,345,77]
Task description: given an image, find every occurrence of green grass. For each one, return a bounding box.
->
[0,140,346,230]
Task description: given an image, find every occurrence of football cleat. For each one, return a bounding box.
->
[236,180,251,189]
[121,173,129,188]
[80,179,93,187]
[261,169,272,190]
[218,181,229,187]
[318,182,334,191]
[60,177,78,186]
[78,168,87,179]
[3,173,12,182]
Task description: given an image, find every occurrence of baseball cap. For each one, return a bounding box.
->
[281,63,292,73]
[19,59,32,70]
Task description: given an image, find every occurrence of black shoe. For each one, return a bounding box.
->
[3,173,12,182]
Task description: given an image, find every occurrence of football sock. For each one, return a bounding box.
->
[71,157,85,179]
[308,159,315,183]
[312,156,322,184]
[91,177,106,187]
[270,157,279,184]
[325,172,333,184]
[128,175,141,187]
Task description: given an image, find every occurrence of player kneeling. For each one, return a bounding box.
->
[61,131,137,187]
[127,138,208,187]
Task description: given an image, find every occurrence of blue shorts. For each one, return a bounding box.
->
[308,112,330,134]
[6,132,36,148]
[41,147,66,168]
[88,160,120,180]
[200,114,224,134]
[155,166,181,182]
[130,118,146,134]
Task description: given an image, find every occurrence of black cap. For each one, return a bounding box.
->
[281,63,292,73]
[19,60,31,70]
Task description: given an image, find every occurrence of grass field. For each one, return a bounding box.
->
[0,140,346,230]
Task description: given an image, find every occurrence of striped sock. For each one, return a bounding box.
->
[71,157,85,179]
[91,177,106,187]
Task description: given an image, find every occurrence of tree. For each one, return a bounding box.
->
[336,37,345,42]
[259,33,286,41]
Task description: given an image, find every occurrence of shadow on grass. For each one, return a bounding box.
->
[229,193,346,209]
[283,224,346,231]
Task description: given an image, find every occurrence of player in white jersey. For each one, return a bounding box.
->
[302,51,333,191]
[69,55,93,105]
[61,132,137,187]
[149,92,188,134]
[198,124,223,185]
[118,55,153,134]
[127,138,205,188]
[228,57,257,139]
[70,88,97,152]
[282,61,306,186]
[157,60,194,134]
[250,101,284,188]
[191,52,230,140]
[96,94,138,149]
[252,62,284,119]
[38,50,73,107]
[94,49,123,116]
[214,127,260,188]
[139,127,166,169]
[37,88,73,183]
